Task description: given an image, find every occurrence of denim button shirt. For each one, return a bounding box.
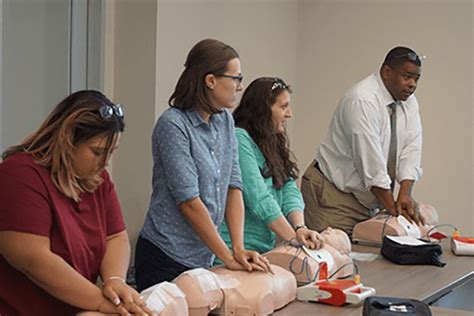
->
[140,107,242,268]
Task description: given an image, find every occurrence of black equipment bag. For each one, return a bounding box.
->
[363,296,432,316]
[381,236,445,267]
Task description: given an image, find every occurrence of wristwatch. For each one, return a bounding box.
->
[294,224,307,232]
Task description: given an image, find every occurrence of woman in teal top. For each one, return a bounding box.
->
[220,77,323,253]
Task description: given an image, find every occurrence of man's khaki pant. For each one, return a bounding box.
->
[301,161,371,236]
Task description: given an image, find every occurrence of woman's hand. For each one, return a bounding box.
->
[102,278,156,316]
[295,227,324,249]
[226,248,274,274]
[95,298,128,315]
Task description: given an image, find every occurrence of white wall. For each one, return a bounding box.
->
[111,0,158,258]
[293,0,474,234]
[110,0,473,255]
[155,0,298,116]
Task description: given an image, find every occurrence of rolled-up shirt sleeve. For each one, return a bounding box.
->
[281,179,305,217]
[237,130,282,224]
[397,101,423,182]
[344,99,392,190]
[154,116,200,205]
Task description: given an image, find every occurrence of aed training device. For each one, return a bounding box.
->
[427,227,474,256]
[451,233,474,256]
[296,278,376,306]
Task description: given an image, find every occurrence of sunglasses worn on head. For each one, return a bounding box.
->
[99,103,124,119]
[392,52,426,63]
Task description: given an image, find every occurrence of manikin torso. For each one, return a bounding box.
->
[210,265,296,315]
[352,203,438,244]
[265,228,354,284]
[173,266,296,316]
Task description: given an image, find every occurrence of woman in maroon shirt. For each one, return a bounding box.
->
[0,91,153,315]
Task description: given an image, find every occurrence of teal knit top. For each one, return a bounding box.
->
[220,128,305,254]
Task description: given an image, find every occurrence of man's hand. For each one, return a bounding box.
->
[396,193,424,225]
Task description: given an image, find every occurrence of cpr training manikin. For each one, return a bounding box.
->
[352,202,439,245]
[172,266,296,316]
[82,228,358,315]
[264,227,354,284]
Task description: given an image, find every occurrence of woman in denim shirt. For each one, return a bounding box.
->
[135,39,271,291]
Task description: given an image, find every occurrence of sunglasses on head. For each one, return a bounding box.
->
[99,103,124,119]
[391,52,426,63]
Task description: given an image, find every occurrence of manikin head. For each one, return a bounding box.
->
[418,202,438,226]
[140,282,188,316]
[320,227,351,255]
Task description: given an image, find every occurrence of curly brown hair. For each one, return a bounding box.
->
[233,77,299,189]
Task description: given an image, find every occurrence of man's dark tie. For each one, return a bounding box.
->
[387,102,400,191]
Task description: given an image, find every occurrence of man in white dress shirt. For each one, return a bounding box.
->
[302,46,425,236]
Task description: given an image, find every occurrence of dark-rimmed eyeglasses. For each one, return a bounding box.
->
[271,79,288,91]
[392,52,426,63]
[216,74,244,84]
[99,104,124,119]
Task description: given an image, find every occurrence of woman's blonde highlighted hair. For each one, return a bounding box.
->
[2,90,125,202]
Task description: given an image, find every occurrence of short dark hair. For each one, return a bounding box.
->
[383,46,422,69]
[168,39,239,114]
[233,77,298,189]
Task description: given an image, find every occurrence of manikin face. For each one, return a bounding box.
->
[271,90,292,134]
[382,61,421,101]
[72,134,120,179]
[320,227,351,255]
[208,58,244,109]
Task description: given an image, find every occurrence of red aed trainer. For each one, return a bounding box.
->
[296,279,376,306]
